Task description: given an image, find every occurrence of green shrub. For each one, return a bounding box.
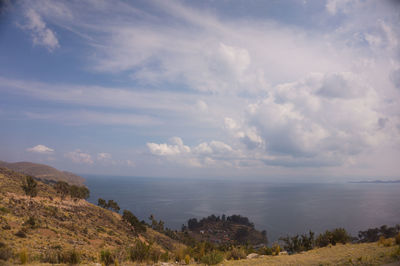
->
[21,176,37,197]
[258,246,273,255]
[316,228,351,247]
[184,254,191,264]
[41,249,61,264]
[0,242,12,261]
[200,250,224,265]
[226,247,246,260]
[100,249,115,266]
[24,216,38,228]
[160,251,169,262]
[395,233,400,245]
[60,249,81,264]
[129,240,151,262]
[15,229,27,238]
[19,250,28,264]
[0,206,9,213]
[122,210,146,233]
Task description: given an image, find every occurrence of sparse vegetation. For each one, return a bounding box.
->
[122,209,146,233]
[21,175,37,197]
[100,249,115,266]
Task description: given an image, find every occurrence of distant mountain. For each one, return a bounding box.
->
[349,180,400,184]
[0,161,85,185]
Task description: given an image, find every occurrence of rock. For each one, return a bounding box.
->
[279,251,288,255]
[247,253,259,259]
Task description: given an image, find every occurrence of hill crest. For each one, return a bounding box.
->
[0,161,85,186]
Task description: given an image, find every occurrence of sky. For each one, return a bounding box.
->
[0,0,399,181]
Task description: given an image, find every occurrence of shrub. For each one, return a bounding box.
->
[184,254,191,264]
[21,176,37,198]
[258,246,273,255]
[41,249,61,264]
[129,240,151,262]
[378,236,393,247]
[54,181,69,199]
[60,249,81,264]
[226,247,246,260]
[24,216,38,228]
[122,210,146,233]
[316,228,350,247]
[19,250,28,264]
[100,249,115,266]
[200,250,224,265]
[98,198,107,208]
[15,229,27,238]
[271,243,281,255]
[0,242,12,261]
[331,228,351,244]
[160,251,169,262]
[395,233,400,245]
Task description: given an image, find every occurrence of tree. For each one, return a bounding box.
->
[123,210,146,233]
[21,176,37,198]
[98,198,107,208]
[54,181,69,200]
[107,200,120,213]
[70,185,90,199]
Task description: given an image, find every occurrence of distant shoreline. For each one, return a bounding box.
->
[349,180,400,184]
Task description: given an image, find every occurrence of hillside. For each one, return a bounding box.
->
[0,161,85,186]
[0,167,184,264]
[226,242,400,265]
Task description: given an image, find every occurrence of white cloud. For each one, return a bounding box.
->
[23,9,59,51]
[26,144,54,154]
[97,152,111,160]
[5,0,400,176]
[65,150,93,164]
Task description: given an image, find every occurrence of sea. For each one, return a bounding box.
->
[83,175,400,243]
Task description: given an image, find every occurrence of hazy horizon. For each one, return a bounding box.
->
[1,0,400,181]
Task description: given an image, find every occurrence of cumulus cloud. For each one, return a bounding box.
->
[97,152,111,160]
[147,138,237,167]
[5,0,400,175]
[26,144,54,154]
[65,150,93,164]
[22,9,59,51]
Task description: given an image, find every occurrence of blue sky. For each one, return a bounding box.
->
[0,0,399,181]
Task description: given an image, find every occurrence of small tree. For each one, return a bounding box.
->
[98,198,107,208]
[21,176,37,198]
[107,200,120,213]
[54,181,69,200]
[123,210,146,233]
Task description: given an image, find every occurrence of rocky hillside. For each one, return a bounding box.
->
[0,161,85,186]
[0,167,184,265]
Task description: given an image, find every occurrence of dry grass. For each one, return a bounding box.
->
[224,242,399,266]
[0,169,184,265]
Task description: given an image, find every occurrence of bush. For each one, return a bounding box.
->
[19,250,28,264]
[184,254,191,264]
[271,243,281,255]
[21,176,37,197]
[60,249,81,264]
[0,242,12,261]
[200,250,224,265]
[160,251,169,262]
[316,228,351,247]
[41,249,61,264]
[24,216,38,228]
[226,247,246,260]
[129,240,151,262]
[100,249,115,266]
[122,210,146,233]
[15,229,27,238]
[395,233,400,245]
[378,236,393,247]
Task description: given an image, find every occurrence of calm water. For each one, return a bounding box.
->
[84,175,400,242]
